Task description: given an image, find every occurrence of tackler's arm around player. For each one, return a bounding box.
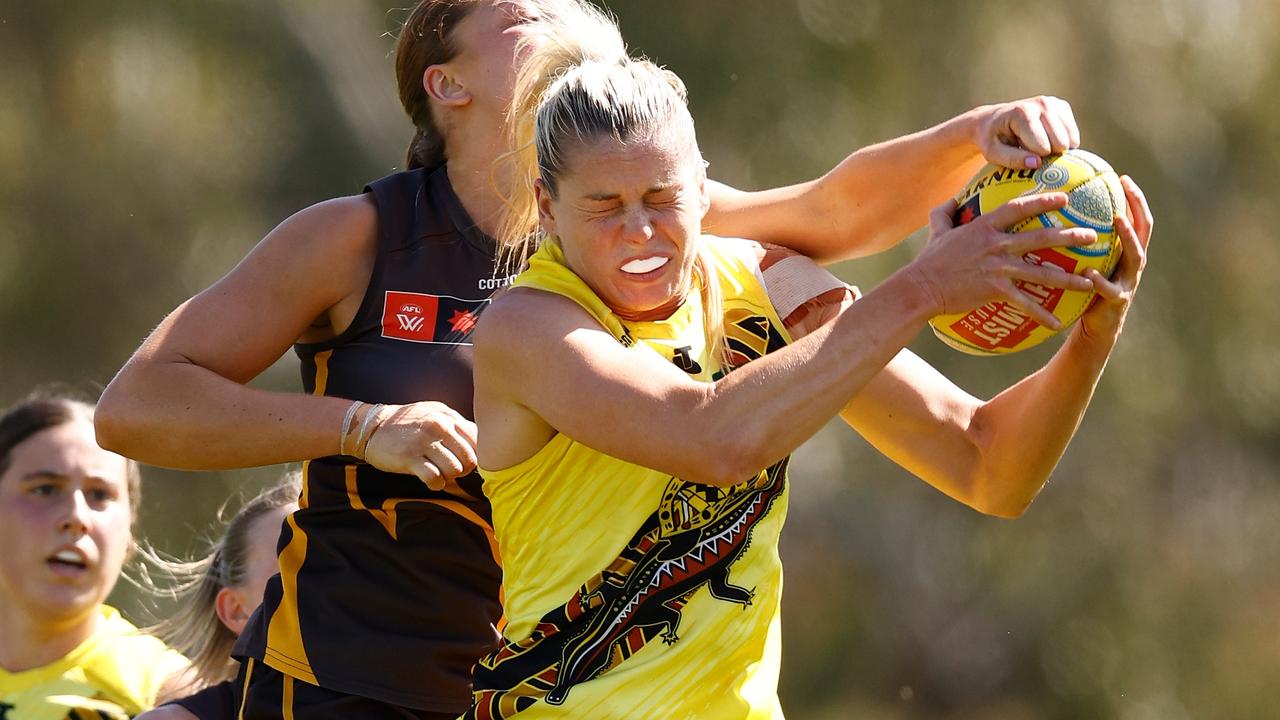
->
[840,178,1153,518]
[477,190,1103,490]
[94,198,477,490]
[701,96,1081,264]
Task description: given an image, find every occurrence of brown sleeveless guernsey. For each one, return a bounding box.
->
[234,166,512,713]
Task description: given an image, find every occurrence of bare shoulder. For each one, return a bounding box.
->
[475,287,590,355]
[263,193,378,266]
[473,287,597,464]
[243,193,379,343]
[705,235,808,274]
[755,239,808,271]
[129,193,381,373]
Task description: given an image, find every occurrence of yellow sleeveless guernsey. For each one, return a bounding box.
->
[469,236,794,720]
[0,605,187,720]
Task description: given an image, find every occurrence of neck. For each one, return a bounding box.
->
[0,602,100,672]
[444,148,513,239]
[613,277,694,323]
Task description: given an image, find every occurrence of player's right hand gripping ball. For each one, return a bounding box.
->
[930,149,1129,355]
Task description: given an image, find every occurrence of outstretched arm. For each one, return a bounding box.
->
[703,96,1079,263]
[843,177,1153,517]
[475,193,1098,487]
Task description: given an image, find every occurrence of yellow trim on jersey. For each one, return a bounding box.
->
[345,459,510,632]
[282,674,295,720]
[258,349,337,684]
[345,464,399,538]
[262,447,317,684]
[236,658,254,720]
[312,349,332,396]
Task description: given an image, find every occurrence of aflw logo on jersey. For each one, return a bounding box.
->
[382,290,488,345]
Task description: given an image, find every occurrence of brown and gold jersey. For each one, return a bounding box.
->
[234,167,509,713]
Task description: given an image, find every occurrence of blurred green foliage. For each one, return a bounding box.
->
[2,1,1278,718]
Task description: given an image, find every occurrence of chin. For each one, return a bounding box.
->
[38,584,111,620]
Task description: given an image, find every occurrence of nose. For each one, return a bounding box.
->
[621,208,655,245]
[58,490,92,536]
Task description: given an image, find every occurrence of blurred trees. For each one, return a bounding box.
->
[2,1,1277,717]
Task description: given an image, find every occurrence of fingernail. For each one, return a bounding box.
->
[1026,155,1041,169]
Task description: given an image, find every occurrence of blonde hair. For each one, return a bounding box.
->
[495,28,727,363]
[492,0,626,265]
[138,473,301,691]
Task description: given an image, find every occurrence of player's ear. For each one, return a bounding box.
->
[535,178,557,236]
[214,586,253,636]
[424,63,472,108]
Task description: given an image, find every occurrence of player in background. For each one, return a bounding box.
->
[0,393,188,719]
[135,474,301,720]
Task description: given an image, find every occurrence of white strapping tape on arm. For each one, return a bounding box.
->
[760,255,853,320]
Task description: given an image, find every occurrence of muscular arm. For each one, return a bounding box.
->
[474,246,942,488]
[839,335,1111,518]
[702,117,982,263]
[703,97,1079,264]
[477,190,1122,503]
[95,195,378,469]
[836,181,1152,518]
[727,245,1120,519]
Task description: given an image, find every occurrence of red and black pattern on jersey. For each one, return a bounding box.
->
[234,167,507,714]
[466,460,788,720]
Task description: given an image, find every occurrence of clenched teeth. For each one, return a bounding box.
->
[621,256,668,275]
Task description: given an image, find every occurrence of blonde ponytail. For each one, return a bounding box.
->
[492,0,627,273]
[493,6,726,362]
[692,250,729,370]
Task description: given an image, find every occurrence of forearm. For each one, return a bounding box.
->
[703,109,986,264]
[96,358,349,469]
[968,327,1117,516]
[695,269,934,483]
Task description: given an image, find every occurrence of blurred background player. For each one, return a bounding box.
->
[136,473,301,720]
[0,393,187,719]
